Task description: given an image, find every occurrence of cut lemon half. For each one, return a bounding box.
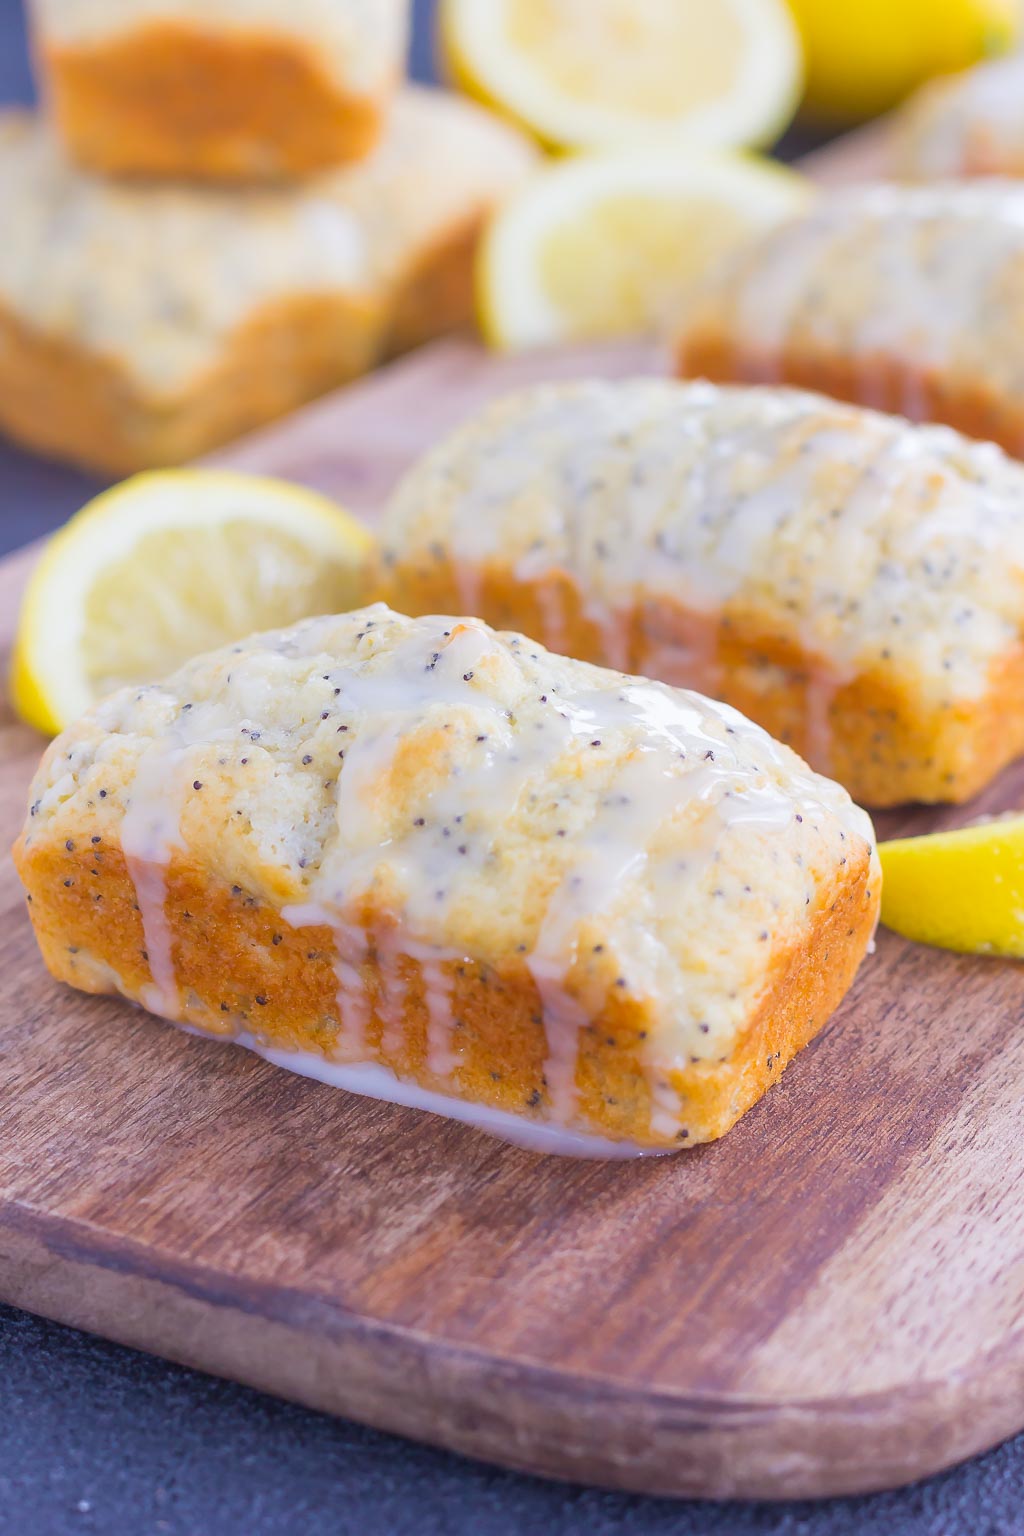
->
[879,814,1024,957]
[11,469,375,735]
[478,149,811,349]
[440,0,803,151]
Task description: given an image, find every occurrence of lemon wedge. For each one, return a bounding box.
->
[440,0,803,152]
[879,815,1024,957]
[478,149,811,349]
[11,469,375,735]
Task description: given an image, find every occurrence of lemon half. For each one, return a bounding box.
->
[11,469,374,735]
[478,148,811,350]
[879,814,1024,957]
[441,0,802,152]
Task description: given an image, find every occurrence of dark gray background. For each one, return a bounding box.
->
[2,1,1023,1530]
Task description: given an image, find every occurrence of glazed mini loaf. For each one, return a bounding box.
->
[674,180,1024,458]
[13,604,879,1154]
[0,93,535,474]
[378,378,1024,807]
[29,0,410,180]
[893,53,1024,180]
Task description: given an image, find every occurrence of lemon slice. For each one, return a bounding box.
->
[879,814,1024,957]
[11,469,375,735]
[478,149,811,349]
[441,0,803,151]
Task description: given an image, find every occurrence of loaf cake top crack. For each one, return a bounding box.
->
[381,378,1024,704]
[19,604,877,1071]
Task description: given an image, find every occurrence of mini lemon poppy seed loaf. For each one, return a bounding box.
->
[0,92,535,475]
[377,378,1024,807]
[13,605,879,1154]
[29,0,410,180]
[675,181,1024,459]
[893,53,1024,181]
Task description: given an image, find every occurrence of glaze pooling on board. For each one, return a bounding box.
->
[21,605,877,1152]
[233,1031,667,1158]
[381,377,1024,775]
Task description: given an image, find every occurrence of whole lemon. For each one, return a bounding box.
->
[787,0,1018,123]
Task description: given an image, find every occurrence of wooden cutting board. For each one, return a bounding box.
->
[4,123,1024,1502]
[3,336,1024,1503]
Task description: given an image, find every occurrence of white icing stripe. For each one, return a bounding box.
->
[376,937,409,1061]
[383,378,1024,712]
[420,958,459,1079]
[281,903,373,1058]
[120,745,190,1019]
[121,702,262,1025]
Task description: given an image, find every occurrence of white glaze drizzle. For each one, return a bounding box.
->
[723,181,1024,381]
[119,698,240,1018]
[100,606,872,1153]
[279,902,372,1058]
[119,746,189,1019]
[276,615,835,1133]
[382,377,1024,770]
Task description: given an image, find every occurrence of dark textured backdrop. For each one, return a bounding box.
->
[2,1,1024,1531]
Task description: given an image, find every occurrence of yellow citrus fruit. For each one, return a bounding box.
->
[478,147,811,349]
[11,469,374,735]
[879,814,1024,957]
[440,0,803,151]
[787,0,1018,123]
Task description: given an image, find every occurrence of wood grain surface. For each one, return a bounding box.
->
[3,126,1023,1502]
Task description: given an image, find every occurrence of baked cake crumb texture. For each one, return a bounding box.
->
[16,606,879,1152]
[380,378,1024,802]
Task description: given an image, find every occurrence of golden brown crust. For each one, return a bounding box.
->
[385,217,481,358]
[377,561,1024,807]
[676,327,1024,464]
[0,222,487,478]
[39,22,393,180]
[0,287,382,475]
[12,828,876,1148]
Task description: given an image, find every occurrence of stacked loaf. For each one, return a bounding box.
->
[10,2,536,471]
[29,0,411,179]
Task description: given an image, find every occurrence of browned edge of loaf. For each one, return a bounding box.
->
[376,562,1024,807]
[11,812,877,1148]
[676,328,1024,463]
[37,22,395,180]
[0,228,486,475]
[385,217,484,358]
